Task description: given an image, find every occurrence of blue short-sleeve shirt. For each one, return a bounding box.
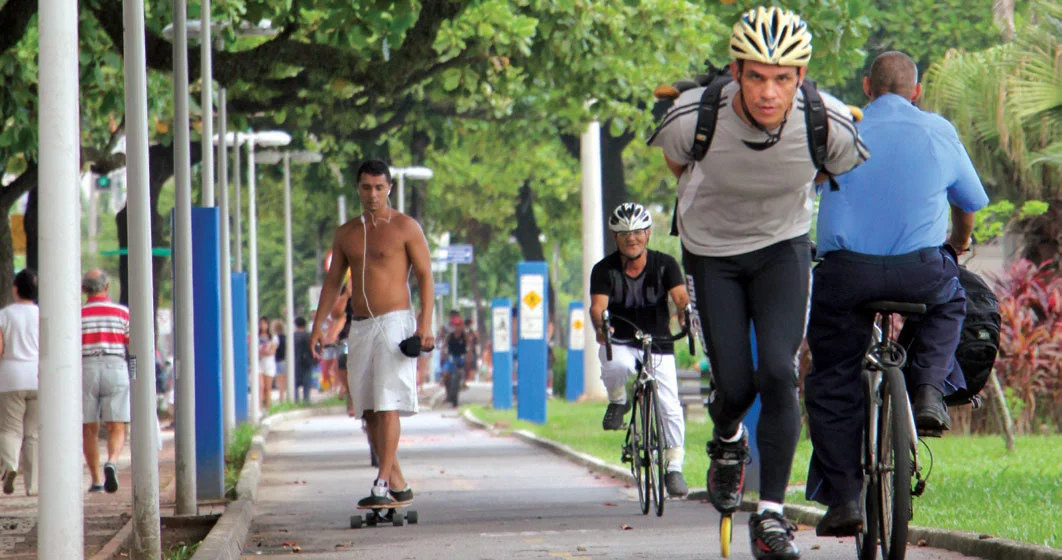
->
[817,94,988,257]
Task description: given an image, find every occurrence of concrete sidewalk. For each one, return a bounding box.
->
[241,410,978,560]
[0,425,177,560]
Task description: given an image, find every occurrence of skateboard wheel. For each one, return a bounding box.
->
[367,516,378,527]
[407,510,419,524]
[393,516,404,527]
[350,515,363,529]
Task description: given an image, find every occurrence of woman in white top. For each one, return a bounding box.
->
[0,269,39,496]
[258,316,278,410]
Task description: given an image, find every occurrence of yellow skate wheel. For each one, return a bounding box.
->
[720,514,732,557]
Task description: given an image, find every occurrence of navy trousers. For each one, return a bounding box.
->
[805,247,966,506]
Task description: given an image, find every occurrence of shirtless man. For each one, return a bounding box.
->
[311,159,435,507]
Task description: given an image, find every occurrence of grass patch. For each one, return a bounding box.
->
[265,395,346,416]
[224,422,259,500]
[163,541,199,560]
[468,400,1061,548]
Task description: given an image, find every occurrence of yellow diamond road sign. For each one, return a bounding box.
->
[523,290,542,310]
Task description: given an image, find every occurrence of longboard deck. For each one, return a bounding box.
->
[356,501,413,511]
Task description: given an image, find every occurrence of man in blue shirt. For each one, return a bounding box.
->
[805,51,988,537]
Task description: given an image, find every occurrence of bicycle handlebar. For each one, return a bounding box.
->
[601,304,695,361]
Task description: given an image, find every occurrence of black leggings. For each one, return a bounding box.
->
[683,234,811,504]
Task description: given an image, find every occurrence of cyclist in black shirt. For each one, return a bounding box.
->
[589,203,691,497]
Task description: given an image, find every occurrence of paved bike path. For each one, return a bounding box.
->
[242,411,979,559]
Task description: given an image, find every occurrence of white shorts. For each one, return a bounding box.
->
[346,310,418,419]
[260,358,277,378]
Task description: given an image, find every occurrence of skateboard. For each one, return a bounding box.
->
[350,502,418,528]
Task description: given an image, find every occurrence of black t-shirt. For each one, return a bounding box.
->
[447,331,467,357]
[590,249,684,354]
[275,333,287,361]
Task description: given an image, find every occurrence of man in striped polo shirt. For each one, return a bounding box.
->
[80,269,131,493]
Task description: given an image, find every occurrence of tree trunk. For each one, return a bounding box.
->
[1019,195,1062,267]
[117,141,202,314]
[407,127,431,223]
[512,181,556,323]
[0,165,39,308]
[468,247,484,341]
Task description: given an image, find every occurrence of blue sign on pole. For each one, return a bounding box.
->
[190,208,225,500]
[437,244,474,264]
[435,281,451,297]
[516,262,549,424]
[566,301,585,402]
[231,273,249,424]
[491,298,513,409]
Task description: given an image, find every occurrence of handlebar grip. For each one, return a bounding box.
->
[602,311,613,362]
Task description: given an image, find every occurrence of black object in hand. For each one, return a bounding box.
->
[399,336,422,358]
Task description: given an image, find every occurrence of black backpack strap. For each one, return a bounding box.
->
[671,74,730,237]
[801,79,839,191]
[690,76,731,161]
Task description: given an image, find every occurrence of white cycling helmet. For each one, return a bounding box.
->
[729,6,813,67]
[609,203,653,233]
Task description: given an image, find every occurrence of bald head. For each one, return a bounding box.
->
[865,51,920,101]
[82,268,109,296]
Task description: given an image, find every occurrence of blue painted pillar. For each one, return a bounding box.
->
[516,262,549,424]
[565,301,585,401]
[745,322,763,493]
[191,208,224,499]
[491,298,513,410]
[231,273,249,424]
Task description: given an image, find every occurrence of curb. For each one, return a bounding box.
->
[461,410,1062,560]
[190,405,346,560]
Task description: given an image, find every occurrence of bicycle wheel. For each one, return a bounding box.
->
[857,372,881,560]
[627,391,649,515]
[638,386,655,516]
[646,383,666,517]
[878,366,913,560]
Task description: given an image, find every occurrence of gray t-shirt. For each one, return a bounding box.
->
[649,81,870,257]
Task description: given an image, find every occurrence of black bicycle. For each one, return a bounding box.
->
[856,301,933,560]
[602,305,695,517]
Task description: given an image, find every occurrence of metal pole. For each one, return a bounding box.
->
[451,263,458,309]
[338,194,347,225]
[199,0,214,206]
[218,89,236,443]
[283,154,296,402]
[173,0,199,514]
[38,2,83,556]
[397,173,405,214]
[124,0,162,554]
[233,133,243,272]
[580,120,607,400]
[247,139,261,422]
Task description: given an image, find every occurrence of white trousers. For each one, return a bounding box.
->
[599,345,685,455]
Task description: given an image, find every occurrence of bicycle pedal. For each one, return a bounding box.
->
[917,428,943,438]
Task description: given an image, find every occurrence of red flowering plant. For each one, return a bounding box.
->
[987,259,1062,433]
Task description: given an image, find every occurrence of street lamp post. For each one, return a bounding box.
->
[389,166,433,214]
[243,131,291,421]
[257,149,322,403]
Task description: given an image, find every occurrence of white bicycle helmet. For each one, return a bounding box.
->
[609,203,653,233]
[729,6,813,67]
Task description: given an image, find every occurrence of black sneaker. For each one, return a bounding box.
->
[816,500,862,537]
[749,510,800,559]
[103,462,119,493]
[706,428,750,514]
[389,486,414,504]
[602,401,631,431]
[358,479,394,508]
[664,471,688,498]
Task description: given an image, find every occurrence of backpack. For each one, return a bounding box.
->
[946,266,1001,406]
[657,62,832,236]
